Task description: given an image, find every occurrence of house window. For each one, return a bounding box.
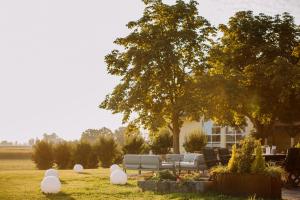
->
[212,127,221,135]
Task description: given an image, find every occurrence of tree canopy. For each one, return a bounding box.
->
[206,11,300,139]
[81,127,113,144]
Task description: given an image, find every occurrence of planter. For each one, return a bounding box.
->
[137,180,213,193]
[213,173,282,199]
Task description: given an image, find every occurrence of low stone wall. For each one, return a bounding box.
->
[137,180,213,193]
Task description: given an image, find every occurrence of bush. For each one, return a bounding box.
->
[54,142,72,169]
[237,136,256,173]
[227,144,238,172]
[150,129,172,154]
[209,165,229,177]
[72,142,98,169]
[32,140,54,170]
[210,136,285,178]
[94,135,120,168]
[150,170,176,181]
[264,165,285,178]
[183,129,207,153]
[123,134,148,154]
[251,141,266,174]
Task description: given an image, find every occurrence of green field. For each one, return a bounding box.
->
[0,147,247,200]
[0,146,32,159]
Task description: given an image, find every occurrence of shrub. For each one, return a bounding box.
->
[227,144,238,172]
[32,140,54,169]
[123,134,148,154]
[251,141,266,174]
[72,142,98,169]
[264,164,285,178]
[150,170,176,181]
[183,129,207,153]
[54,142,72,169]
[94,135,120,168]
[209,165,229,177]
[237,136,256,173]
[113,148,124,164]
[150,129,172,154]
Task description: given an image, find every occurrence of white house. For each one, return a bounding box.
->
[179,119,254,152]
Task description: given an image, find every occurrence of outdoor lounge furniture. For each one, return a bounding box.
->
[217,148,231,165]
[203,148,219,168]
[123,154,173,172]
[177,153,207,171]
[284,148,300,187]
[123,153,207,173]
[166,154,183,162]
[123,154,141,171]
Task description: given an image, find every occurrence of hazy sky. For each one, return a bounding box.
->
[0,0,299,143]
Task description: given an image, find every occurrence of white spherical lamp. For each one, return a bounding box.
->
[73,164,84,173]
[41,176,61,194]
[110,169,128,185]
[110,164,121,173]
[44,169,59,178]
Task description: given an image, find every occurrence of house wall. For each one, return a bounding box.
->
[179,118,253,152]
[179,118,298,152]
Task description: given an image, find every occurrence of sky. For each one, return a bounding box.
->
[0,0,299,143]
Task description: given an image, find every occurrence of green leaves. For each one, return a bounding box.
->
[100,0,214,152]
[207,11,300,136]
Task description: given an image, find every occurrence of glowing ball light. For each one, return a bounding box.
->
[40,176,61,194]
[110,164,121,173]
[73,164,84,173]
[110,169,128,185]
[44,169,59,178]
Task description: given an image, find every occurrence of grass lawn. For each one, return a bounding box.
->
[0,159,250,200]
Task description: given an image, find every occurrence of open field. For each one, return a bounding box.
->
[0,146,32,159]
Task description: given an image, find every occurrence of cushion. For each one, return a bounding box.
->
[160,162,174,169]
[166,154,183,162]
[183,153,198,162]
[179,161,196,168]
[124,164,140,169]
[140,155,160,169]
[141,164,159,169]
[124,155,140,165]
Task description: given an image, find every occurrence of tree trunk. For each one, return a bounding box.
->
[171,116,181,154]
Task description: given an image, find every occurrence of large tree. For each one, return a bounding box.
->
[100,0,214,153]
[206,11,300,140]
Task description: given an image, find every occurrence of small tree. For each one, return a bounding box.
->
[237,136,256,173]
[94,135,120,168]
[227,144,238,172]
[54,142,72,169]
[123,134,148,154]
[72,142,98,169]
[183,129,207,153]
[251,141,266,173]
[150,129,173,154]
[32,140,54,170]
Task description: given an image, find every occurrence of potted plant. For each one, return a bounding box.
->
[210,136,284,199]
